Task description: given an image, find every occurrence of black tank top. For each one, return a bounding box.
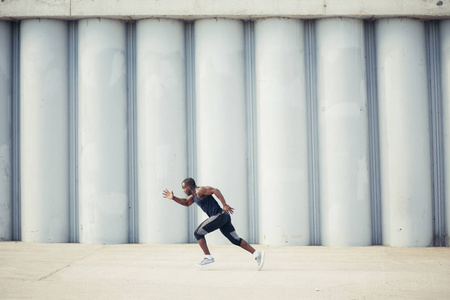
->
[193,190,223,217]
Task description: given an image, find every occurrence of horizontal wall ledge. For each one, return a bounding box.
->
[1,0,449,20]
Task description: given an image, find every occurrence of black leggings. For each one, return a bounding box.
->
[194,212,243,246]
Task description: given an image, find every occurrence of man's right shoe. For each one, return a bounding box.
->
[196,257,215,267]
[255,251,265,271]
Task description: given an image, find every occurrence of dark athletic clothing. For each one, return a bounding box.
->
[193,190,242,246]
[193,192,222,217]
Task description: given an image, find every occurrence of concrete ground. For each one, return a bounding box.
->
[0,242,449,300]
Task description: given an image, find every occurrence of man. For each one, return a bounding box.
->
[162,177,265,270]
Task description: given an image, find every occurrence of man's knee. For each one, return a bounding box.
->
[194,231,204,241]
[194,227,208,241]
[226,230,242,246]
[231,237,242,246]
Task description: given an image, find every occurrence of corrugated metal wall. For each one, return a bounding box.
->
[0,17,449,246]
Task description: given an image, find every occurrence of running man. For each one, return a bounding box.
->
[162,177,265,270]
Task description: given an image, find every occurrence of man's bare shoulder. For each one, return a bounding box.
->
[196,186,215,199]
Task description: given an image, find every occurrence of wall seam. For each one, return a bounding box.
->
[11,21,21,242]
[244,20,258,244]
[305,20,321,246]
[185,21,197,243]
[365,19,383,246]
[68,20,79,243]
[426,20,446,247]
[126,21,139,244]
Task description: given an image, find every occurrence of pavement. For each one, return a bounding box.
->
[0,242,449,300]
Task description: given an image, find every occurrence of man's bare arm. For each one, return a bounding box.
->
[197,186,234,214]
[162,189,194,207]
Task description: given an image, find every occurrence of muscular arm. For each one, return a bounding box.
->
[162,189,194,207]
[196,186,235,214]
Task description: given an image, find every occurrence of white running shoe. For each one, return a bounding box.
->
[255,251,265,270]
[196,257,215,267]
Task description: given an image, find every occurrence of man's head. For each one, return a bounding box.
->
[182,177,196,196]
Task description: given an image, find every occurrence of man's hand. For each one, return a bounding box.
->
[162,189,174,200]
[223,204,234,215]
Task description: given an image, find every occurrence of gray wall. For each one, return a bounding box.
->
[0,17,449,246]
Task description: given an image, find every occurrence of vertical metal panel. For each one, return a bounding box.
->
[244,20,258,244]
[441,19,450,247]
[136,19,188,244]
[365,20,382,245]
[78,18,129,244]
[127,21,138,243]
[68,20,79,243]
[11,21,21,242]
[0,21,12,241]
[185,21,198,243]
[195,18,249,244]
[377,18,433,247]
[305,20,321,246]
[255,18,310,246]
[20,19,70,242]
[316,18,371,246]
[426,21,446,246]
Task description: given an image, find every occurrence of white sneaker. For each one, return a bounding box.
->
[255,251,265,270]
[197,257,215,267]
